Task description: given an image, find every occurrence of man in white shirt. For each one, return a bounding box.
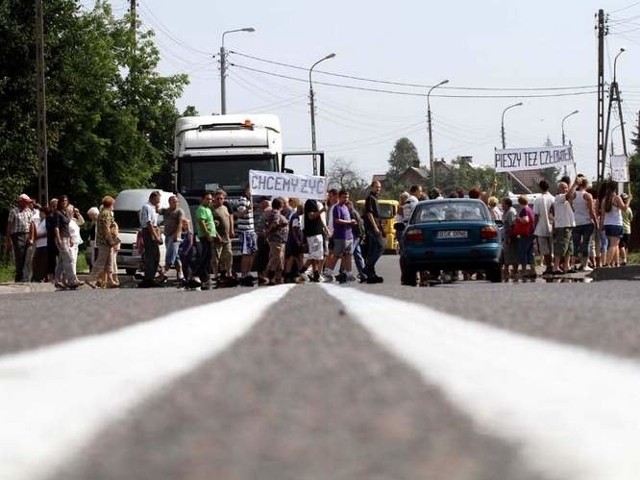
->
[533,180,555,275]
[552,180,577,274]
[139,191,162,287]
[403,185,422,222]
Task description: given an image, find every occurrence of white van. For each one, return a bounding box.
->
[113,189,192,276]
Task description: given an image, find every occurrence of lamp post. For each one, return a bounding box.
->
[309,53,336,173]
[500,102,523,193]
[614,48,625,83]
[611,122,624,155]
[500,102,523,149]
[220,27,256,114]
[427,79,449,189]
[561,110,579,146]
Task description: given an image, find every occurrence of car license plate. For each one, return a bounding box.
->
[437,230,468,239]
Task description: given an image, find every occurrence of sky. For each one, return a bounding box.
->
[82,0,640,183]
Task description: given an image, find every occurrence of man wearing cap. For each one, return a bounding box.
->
[6,194,34,282]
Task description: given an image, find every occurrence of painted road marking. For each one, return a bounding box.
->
[322,284,640,480]
[0,285,295,480]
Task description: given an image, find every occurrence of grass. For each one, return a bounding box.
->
[0,246,91,283]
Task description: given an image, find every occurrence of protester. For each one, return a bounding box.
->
[514,195,536,278]
[322,189,339,281]
[86,206,100,267]
[302,195,327,283]
[87,196,119,288]
[253,196,272,285]
[619,192,633,266]
[552,180,577,274]
[265,197,289,285]
[30,206,49,282]
[66,204,85,276]
[332,190,357,283]
[501,197,518,280]
[211,189,234,280]
[178,218,195,288]
[139,191,162,288]
[571,176,597,272]
[45,198,59,283]
[363,180,385,283]
[404,185,422,222]
[533,180,555,275]
[600,180,631,267]
[347,200,367,282]
[23,202,41,282]
[159,195,185,282]
[5,193,34,282]
[194,191,217,290]
[52,195,82,289]
[487,196,502,222]
[236,184,258,286]
[284,198,305,283]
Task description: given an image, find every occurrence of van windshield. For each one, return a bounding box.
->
[114,210,141,230]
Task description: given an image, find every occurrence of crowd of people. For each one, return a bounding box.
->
[5,175,632,289]
[184,180,387,290]
[5,193,88,288]
[392,176,634,282]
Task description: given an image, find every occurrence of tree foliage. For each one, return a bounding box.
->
[386,137,420,181]
[0,0,188,209]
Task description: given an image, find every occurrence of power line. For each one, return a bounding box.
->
[230,50,597,92]
[229,63,599,99]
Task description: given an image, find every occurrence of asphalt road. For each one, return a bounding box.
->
[1,255,639,480]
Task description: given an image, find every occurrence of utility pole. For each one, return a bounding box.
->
[130,0,137,40]
[35,0,48,205]
[603,48,628,178]
[596,9,608,183]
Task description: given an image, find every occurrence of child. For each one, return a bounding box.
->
[178,218,195,288]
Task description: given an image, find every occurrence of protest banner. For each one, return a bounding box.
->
[495,145,574,173]
[610,155,629,183]
[249,170,327,200]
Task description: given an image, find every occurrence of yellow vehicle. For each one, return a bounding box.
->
[356,199,399,253]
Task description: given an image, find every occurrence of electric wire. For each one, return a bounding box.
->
[229,63,599,99]
[229,51,597,92]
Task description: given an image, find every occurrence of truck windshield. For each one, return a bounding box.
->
[178,155,276,195]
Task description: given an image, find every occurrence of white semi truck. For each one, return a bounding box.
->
[173,113,324,259]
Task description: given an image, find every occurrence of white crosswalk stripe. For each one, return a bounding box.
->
[0,285,295,480]
[322,284,640,480]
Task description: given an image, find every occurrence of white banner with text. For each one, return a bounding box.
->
[249,170,328,200]
[495,145,574,173]
[611,155,630,183]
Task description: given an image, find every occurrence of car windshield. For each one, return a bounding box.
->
[411,201,490,223]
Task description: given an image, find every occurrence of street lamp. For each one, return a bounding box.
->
[611,122,625,155]
[500,102,523,149]
[309,53,336,173]
[427,79,449,188]
[561,110,579,145]
[220,27,256,114]
[614,48,625,82]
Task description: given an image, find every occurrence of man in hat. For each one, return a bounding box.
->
[6,194,34,282]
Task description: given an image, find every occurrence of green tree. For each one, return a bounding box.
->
[386,137,420,181]
[0,0,188,209]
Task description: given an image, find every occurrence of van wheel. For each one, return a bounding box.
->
[125,268,137,276]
